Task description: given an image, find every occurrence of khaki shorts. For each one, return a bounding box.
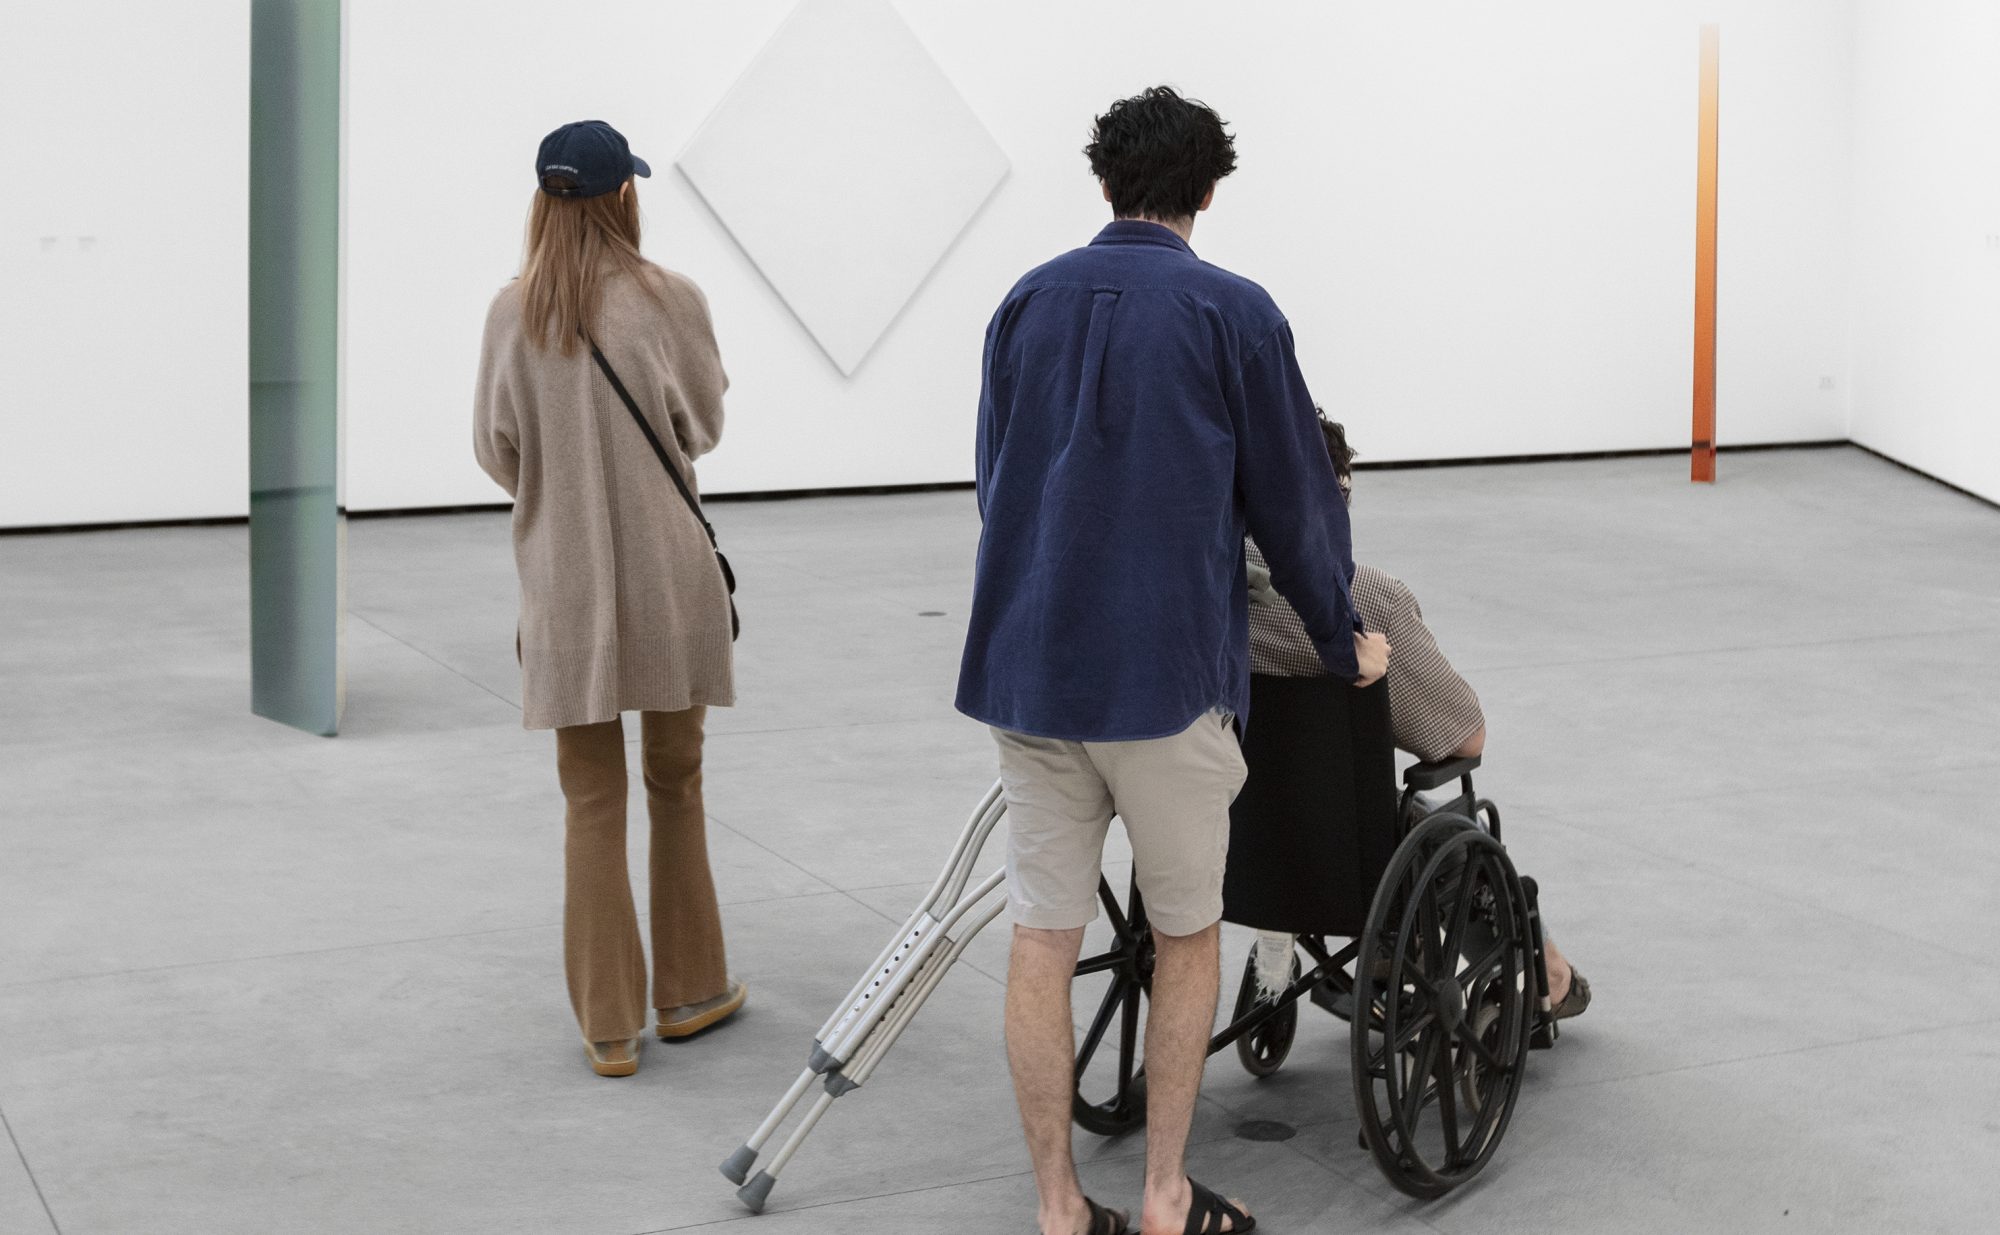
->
[991,711,1248,938]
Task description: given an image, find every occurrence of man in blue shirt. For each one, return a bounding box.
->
[957,87,1389,1235]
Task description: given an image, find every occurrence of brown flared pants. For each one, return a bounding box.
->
[554,708,728,1042]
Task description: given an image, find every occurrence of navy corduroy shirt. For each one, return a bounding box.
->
[955,220,1362,742]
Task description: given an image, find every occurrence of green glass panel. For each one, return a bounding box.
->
[249,0,343,735]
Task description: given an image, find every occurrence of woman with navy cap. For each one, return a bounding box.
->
[475,120,744,1077]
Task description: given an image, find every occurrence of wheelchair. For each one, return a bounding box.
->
[720,674,1562,1212]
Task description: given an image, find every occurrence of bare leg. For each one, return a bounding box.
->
[1138,922,1247,1235]
[1544,934,1573,1005]
[1007,924,1095,1235]
[1454,723,1487,758]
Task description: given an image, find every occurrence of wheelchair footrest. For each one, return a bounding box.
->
[1310,978,1353,1022]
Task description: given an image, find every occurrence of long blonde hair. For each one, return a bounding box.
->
[518,177,656,355]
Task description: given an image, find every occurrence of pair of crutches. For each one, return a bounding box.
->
[719,781,1012,1213]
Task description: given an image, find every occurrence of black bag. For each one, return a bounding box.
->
[1221,674,1399,937]
[586,337,740,641]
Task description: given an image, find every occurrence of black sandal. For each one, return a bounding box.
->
[1551,970,1592,1021]
[1061,1197,1129,1235]
[1183,1178,1255,1235]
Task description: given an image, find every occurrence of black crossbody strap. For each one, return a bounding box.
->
[586,336,718,550]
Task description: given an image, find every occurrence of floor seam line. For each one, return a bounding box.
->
[0,885,851,992]
[836,890,1009,993]
[1504,751,2000,814]
[676,804,841,898]
[1267,1132,1443,1228]
[703,716,960,739]
[0,922,556,991]
[1532,811,2000,971]
[1464,620,2000,675]
[1541,1012,1999,1093]
[348,612,523,713]
[0,1102,61,1235]
[629,1125,1249,1231]
[629,1164,1044,1232]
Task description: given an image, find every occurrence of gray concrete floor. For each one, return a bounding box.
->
[2,446,1997,1234]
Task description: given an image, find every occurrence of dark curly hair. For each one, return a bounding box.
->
[1084,86,1238,221]
[1318,411,1356,486]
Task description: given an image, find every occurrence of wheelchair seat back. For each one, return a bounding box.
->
[1222,673,1401,938]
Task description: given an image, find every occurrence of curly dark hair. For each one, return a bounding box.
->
[1317,411,1356,484]
[1084,86,1238,221]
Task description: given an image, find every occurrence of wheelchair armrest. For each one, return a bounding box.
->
[1403,754,1481,792]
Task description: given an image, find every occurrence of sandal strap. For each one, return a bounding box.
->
[1184,1178,1254,1235]
[1083,1196,1130,1235]
[1553,972,1591,1019]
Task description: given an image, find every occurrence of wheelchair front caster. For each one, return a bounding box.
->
[1230,949,1300,1078]
[1072,1080,1147,1137]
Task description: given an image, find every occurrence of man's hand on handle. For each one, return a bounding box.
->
[1353,631,1390,688]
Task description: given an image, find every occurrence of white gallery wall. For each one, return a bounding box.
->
[0,1,250,527]
[0,0,1942,526]
[1848,0,2000,506]
[343,0,1857,511]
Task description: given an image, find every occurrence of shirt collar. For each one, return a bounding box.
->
[1088,219,1195,255]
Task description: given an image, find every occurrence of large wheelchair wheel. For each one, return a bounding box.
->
[1070,878,1151,1137]
[1351,813,1534,1199]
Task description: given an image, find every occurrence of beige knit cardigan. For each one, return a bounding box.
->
[473,263,735,730]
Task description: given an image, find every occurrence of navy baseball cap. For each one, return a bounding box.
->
[536,120,651,198]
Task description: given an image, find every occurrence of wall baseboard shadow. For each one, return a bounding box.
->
[1845,443,1999,512]
[3,439,1987,536]
[1346,438,1848,473]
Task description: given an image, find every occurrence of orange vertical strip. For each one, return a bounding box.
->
[1691,24,1720,483]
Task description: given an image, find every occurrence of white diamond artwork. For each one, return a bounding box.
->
[677,0,1010,376]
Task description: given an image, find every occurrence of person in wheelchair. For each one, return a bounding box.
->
[1243,419,1590,1022]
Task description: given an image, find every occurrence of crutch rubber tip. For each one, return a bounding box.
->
[824,1070,859,1097]
[719,1145,757,1186]
[738,1171,777,1213]
[808,1045,837,1074]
